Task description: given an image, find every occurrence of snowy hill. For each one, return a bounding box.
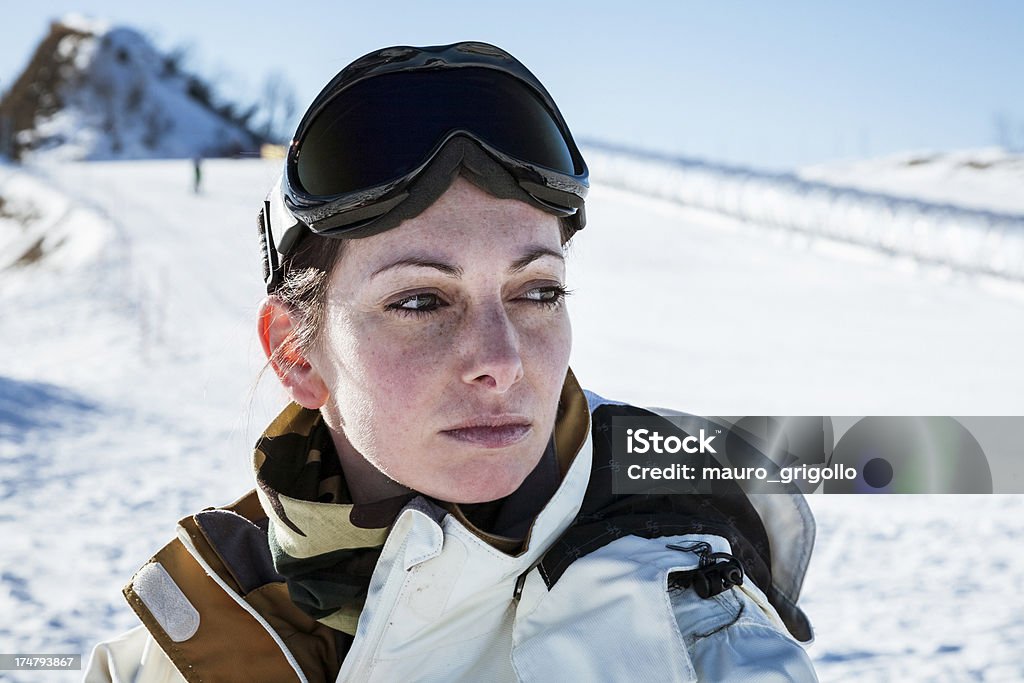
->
[586,143,1024,282]
[2,149,1024,681]
[0,16,263,161]
[798,147,1024,216]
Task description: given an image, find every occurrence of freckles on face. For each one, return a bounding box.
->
[312,177,572,503]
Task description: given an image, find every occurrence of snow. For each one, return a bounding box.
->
[1,152,1023,681]
[799,147,1024,217]
[587,143,1024,281]
[55,14,112,37]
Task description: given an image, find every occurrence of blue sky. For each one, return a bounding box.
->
[3,1,1023,169]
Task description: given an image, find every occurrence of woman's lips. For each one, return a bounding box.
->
[442,424,532,448]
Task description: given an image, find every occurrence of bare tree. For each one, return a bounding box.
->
[258,71,297,143]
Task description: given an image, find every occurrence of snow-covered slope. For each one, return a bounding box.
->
[585,143,1024,282]
[0,16,262,161]
[1,153,1023,682]
[799,147,1024,216]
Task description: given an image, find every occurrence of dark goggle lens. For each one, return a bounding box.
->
[294,68,580,197]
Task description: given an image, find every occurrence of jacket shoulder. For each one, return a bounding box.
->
[514,532,818,681]
[566,394,816,643]
[119,490,340,682]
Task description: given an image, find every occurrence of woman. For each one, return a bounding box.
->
[86,42,818,682]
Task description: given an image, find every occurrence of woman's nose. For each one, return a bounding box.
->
[459,303,525,393]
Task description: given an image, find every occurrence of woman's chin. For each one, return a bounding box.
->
[423,452,544,504]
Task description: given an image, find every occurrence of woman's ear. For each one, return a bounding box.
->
[257,297,330,409]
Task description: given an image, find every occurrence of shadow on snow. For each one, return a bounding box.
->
[0,375,100,443]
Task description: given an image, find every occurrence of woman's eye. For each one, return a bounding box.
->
[388,293,447,316]
[523,285,569,307]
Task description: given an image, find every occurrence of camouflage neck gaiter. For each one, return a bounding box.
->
[254,404,399,635]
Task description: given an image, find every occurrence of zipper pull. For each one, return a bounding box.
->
[666,542,744,599]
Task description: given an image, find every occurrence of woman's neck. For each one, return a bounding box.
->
[327,423,414,505]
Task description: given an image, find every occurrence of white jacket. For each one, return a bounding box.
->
[86,390,818,682]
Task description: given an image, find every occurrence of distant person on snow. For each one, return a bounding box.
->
[85,42,818,682]
[192,155,202,194]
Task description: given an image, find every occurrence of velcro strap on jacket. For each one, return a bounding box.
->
[124,534,304,683]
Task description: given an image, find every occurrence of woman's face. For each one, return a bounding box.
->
[310,177,572,504]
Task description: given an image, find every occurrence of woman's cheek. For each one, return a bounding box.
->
[364,329,450,403]
[523,311,572,367]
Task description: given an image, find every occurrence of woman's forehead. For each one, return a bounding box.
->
[337,178,564,279]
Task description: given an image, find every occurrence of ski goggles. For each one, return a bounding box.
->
[259,42,589,292]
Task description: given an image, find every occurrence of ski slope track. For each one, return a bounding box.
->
[1,154,1023,682]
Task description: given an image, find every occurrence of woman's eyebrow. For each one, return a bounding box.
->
[370,257,463,280]
[508,246,564,273]
[370,245,563,280]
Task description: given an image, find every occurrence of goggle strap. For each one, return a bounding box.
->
[258,201,281,293]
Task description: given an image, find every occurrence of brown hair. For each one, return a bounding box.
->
[265,233,345,372]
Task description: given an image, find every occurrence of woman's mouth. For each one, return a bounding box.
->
[442,422,532,448]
